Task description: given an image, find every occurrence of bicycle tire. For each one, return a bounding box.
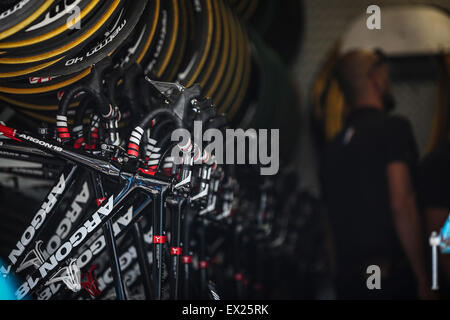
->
[37,0,147,77]
[114,0,160,70]
[203,0,231,98]
[0,68,91,93]
[218,10,248,114]
[177,0,214,87]
[161,0,189,82]
[0,0,124,65]
[196,0,223,89]
[140,0,178,78]
[0,0,101,50]
[210,3,239,107]
[0,0,124,81]
[0,0,53,41]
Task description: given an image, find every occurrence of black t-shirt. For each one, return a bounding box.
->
[320,107,419,271]
[418,142,450,210]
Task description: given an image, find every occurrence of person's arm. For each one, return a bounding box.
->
[387,162,434,299]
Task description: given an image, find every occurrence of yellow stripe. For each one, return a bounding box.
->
[0,67,91,94]
[0,56,63,78]
[219,15,245,113]
[0,0,55,41]
[0,0,101,49]
[205,0,230,97]
[185,0,214,87]
[137,0,160,64]
[156,0,179,78]
[199,0,221,88]
[165,0,188,81]
[0,0,121,64]
[214,7,238,107]
[228,32,251,119]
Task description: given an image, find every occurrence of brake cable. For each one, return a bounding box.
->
[56,58,117,144]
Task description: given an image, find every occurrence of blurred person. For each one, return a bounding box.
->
[320,50,434,299]
[419,141,450,299]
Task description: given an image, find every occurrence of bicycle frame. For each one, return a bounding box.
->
[0,124,175,299]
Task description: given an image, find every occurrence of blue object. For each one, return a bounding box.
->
[440,214,450,254]
[0,259,19,300]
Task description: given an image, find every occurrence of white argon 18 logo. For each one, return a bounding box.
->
[18,134,63,152]
[37,205,134,300]
[25,0,82,32]
[75,205,133,270]
[102,262,141,300]
[45,182,90,256]
[0,0,29,20]
[15,196,115,300]
[0,175,66,276]
[97,246,137,292]
[38,196,114,278]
